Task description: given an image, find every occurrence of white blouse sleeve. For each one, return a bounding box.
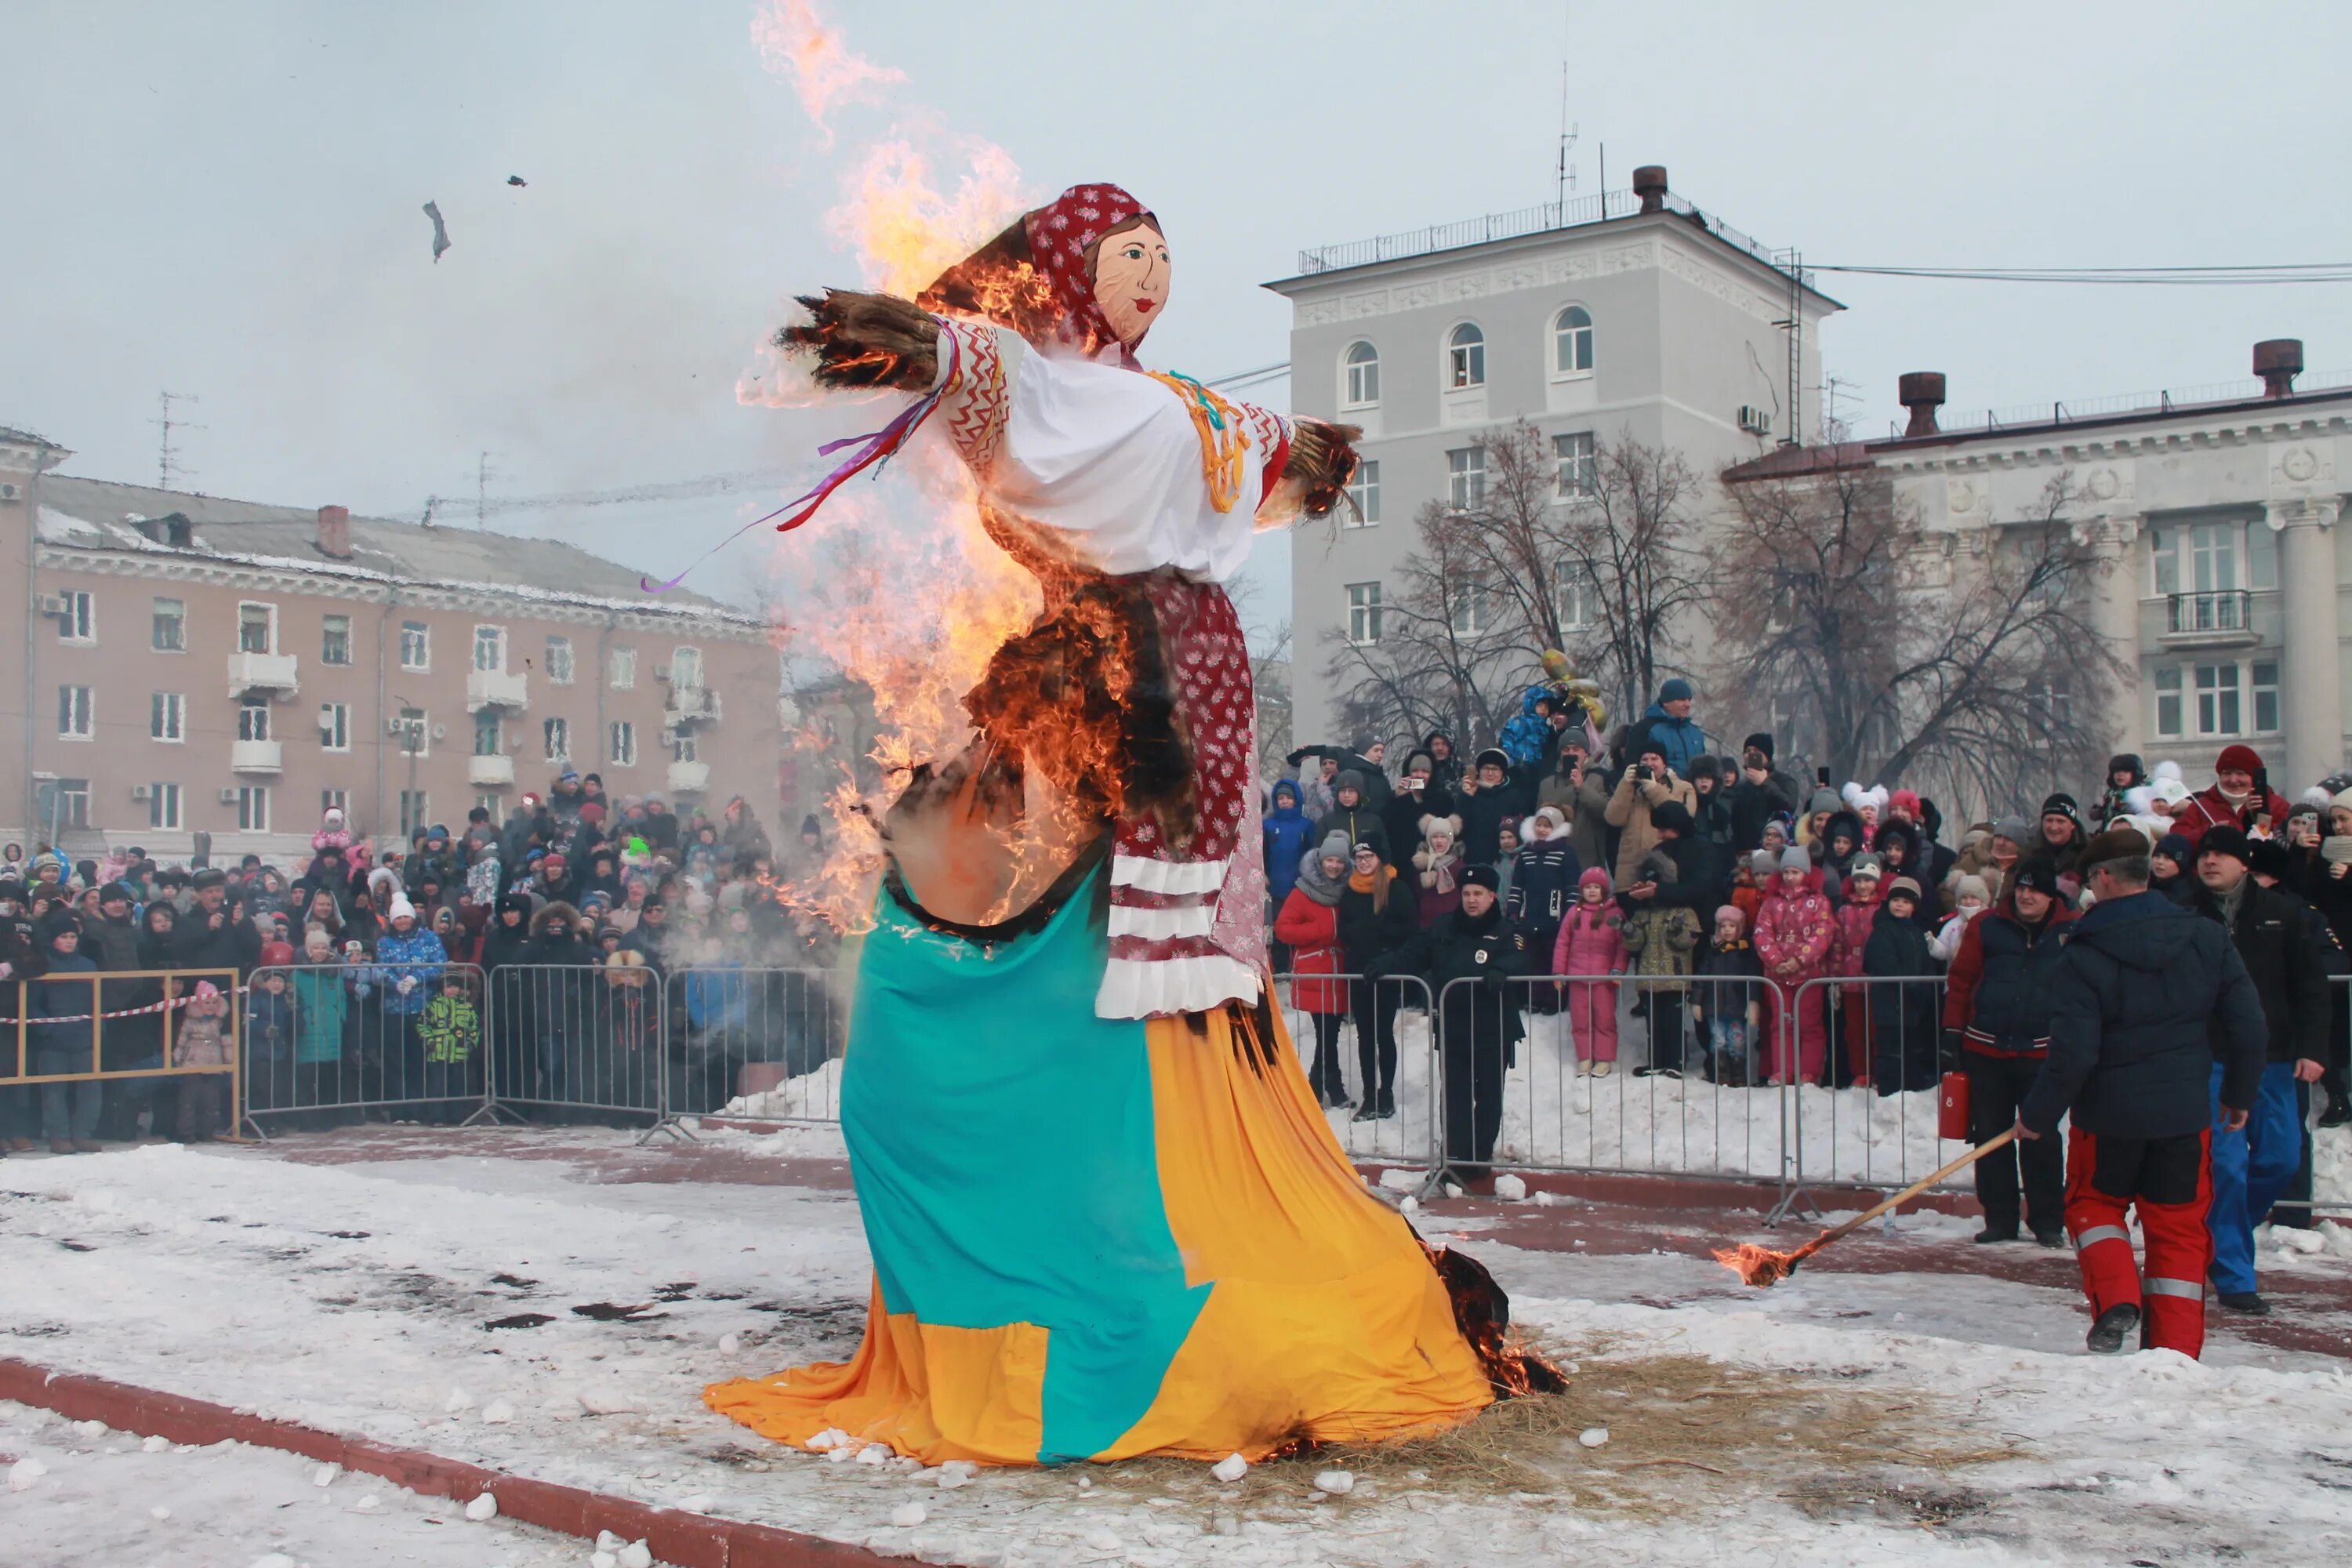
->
[929,320,1289,583]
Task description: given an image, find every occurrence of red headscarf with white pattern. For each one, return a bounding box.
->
[1022,183,1157,361]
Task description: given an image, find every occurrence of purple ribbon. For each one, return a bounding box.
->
[640,325,959,594]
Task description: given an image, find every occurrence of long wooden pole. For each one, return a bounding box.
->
[1800,1127,2020,1261]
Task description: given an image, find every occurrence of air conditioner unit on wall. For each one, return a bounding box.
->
[130,783,151,801]
[36,594,67,618]
[217,787,240,804]
[1737,405,1773,437]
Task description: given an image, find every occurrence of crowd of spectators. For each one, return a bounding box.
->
[1266,677,2351,1269]
[0,768,844,1154]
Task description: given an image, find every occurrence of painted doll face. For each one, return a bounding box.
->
[1091,222,1169,347]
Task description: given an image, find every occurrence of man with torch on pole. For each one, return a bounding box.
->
[2015,830,2269,1357]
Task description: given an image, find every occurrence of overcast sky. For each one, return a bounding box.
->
[8,1,2350,644]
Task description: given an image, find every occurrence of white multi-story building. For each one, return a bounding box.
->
[1742,347,2351,791]
[1269,167,1840,748]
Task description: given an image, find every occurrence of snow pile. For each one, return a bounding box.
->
[720,1056,844,1123]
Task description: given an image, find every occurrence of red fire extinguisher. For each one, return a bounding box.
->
[1938,1071,1970,1141]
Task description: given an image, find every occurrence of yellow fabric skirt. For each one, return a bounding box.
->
[705,1000,1490,1464]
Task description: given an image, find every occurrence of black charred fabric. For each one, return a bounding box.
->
[776,289,940,391]
[1428,1244,1568,1396]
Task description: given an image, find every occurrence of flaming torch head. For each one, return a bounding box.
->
[1713,1242,1803,1289]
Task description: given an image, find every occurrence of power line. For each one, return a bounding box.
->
[1814,261,2352,285]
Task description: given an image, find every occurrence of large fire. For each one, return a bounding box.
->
[740,1,1094,936]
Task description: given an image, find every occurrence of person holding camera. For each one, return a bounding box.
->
[1603,741,1698,891]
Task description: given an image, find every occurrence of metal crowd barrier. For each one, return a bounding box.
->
[1268,972,1437,1169]
[482,963,666,1127]
[240,962,490,1135]
[1773,975,1963,1222]
[2274,972,2352,1220]
[659,965,844,1133]
[1426,972,1797,1193]
[3,967,242,1143]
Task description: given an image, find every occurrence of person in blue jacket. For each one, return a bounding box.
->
[1262,779,1315,918]
[1629,677,1708,778]
[365,895,447,1108]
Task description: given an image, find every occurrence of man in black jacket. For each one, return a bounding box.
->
[2020,837,2267,1358]
[1385,864,1525,1189]
[0,880,49,1152]
[1726,732,1804,856]
[175,869,262,978]
[1456,748,1535,868]
[2189,826,2337,1314]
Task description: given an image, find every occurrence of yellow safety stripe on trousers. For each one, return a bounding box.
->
[2071,1225,2132,1250]
[2143,1277,2205,1300]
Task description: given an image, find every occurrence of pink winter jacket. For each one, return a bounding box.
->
[1551,902,1628,978]
[1830,890,1882,978]
[1752,870,1837,983]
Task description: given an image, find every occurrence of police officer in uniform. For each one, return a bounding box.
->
[1385,863,1526,1189]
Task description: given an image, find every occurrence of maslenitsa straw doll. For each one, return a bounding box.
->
[706,184,1547,1467]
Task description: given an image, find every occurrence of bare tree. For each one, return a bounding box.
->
[1322,421,1707,750]
[1715,459,2123,816]
[1321,495,1532,751]
[1250,618,1294,777]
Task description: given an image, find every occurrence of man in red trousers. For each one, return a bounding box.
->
[2018,830,2267,1357]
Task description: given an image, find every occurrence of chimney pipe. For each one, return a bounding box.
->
[1897,372,1947,437]
[1632,165,1668,214]
[2253,339,2303,399]
[316,504,351,560]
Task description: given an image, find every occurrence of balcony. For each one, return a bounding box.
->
[467,753,516,788]
[226,651,299,699]
[666,759,711,795]
[2161,590,2259,650]
[230,739,284,774]
[663,684,723,727]
[466,668,530,713]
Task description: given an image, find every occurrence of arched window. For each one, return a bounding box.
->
[1552,305,1594,376]
[1446,322,1485,390]
[1342,340,1380,407]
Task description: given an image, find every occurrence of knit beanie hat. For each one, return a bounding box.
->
[1779,846,1811,873]
[1806,789,1840,816]
[1885,877,1922,903]
[1319,831,1351,862]
[1658,677,1694,703]
[1847,853,1883,880]
[2215,743,2264,775]
[1991,816,2033,845]
[1713,905,1747,931]
[2152,833,2194,866]
[1334,769,1367,797]
[1748,849,1778,879]
[2198,825,2252,866]
[1743,731,1775,760]
[2009,858,2061,897]
[1953,873,1991,906]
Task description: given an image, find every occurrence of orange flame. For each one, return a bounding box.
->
[1711,1240,1815,1288]
[751,0,905,147]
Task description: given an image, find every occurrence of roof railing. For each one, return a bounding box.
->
[1293,190,1809,289]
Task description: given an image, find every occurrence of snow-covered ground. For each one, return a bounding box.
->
[1,1399,590,1566]
[4,1127,2351,1566]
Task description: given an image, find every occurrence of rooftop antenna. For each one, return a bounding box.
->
[1555,66,1578,219]
[153,390,202,489]
[476,450,494,529]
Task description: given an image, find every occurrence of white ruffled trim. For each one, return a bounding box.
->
[1106,902,1217,940]
[1094,953,1261,1020]
[1109,854,1229,895]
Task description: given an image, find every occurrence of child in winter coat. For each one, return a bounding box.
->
[1691,906,1765,1085]
[1414,815,1467,927]
[1728,851,1765,933]
[1751,847,1836,1084]
[311,806,355,855]
[1860,877,1940,1094]
[1621,851,1703,1076]
[1551,866,1627,1075]
[417,973,481,1123]
[1928,873,1991,964]
[173,980,231,1141]
[245,966,296,1110]
[1831,854,1885,1086]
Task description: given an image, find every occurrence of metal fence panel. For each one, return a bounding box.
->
[483,964,664,1122]
[1780,976,1962,1207]
[241,963,490,1133]
[662,966,845,1130]
[1269,972,1439,1171]
[4,967,242,1144]
[1429,973,1795,1189]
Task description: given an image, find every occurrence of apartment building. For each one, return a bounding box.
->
[1268,166,1841,746]
[0,428,779,864]
[1730,346,2352,789]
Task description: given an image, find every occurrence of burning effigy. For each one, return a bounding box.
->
[697,180,1554,1466]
